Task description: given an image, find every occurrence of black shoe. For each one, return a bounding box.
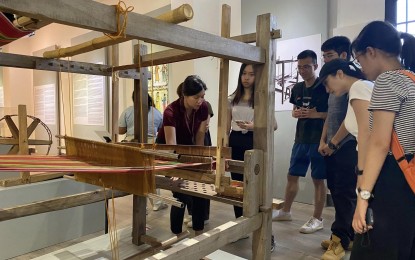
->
[271,235,275,252]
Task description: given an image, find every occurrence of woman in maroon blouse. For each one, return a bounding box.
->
[156,75,209,235]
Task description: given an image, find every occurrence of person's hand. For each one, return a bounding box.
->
[300,107,318,118]
[318,141,327,156]
[320,143,335,156]
[236,121,253,131]
[292,108,302,118]
[205,123,210,133]
[352,199,373,234]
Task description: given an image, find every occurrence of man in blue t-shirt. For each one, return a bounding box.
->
[273,50,329,235]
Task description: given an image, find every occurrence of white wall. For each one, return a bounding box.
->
[330,0,385,39]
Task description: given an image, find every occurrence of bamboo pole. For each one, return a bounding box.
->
[43,4,194,58]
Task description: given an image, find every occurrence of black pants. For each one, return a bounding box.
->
[325,140,357,249]
[170,192,208,233]
[229,131,253,218]
[350,155,415,260]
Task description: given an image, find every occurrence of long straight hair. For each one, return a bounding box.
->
[230,64,255,108]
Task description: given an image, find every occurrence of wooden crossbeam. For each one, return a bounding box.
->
[109,29,281,70]
[0,189,128,221]
[0,0,265,64]
[0,52,140,79]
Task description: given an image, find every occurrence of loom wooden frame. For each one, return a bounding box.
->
[0,1,277,259]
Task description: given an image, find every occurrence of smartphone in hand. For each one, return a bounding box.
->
[366,208,374,226]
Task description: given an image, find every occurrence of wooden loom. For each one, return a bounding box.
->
[0,1,280,259]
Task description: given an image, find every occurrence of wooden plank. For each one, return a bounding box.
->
[18,105,30,183]
[4,116,19,138]
[227,159,244,174]
[26,117,40,137]
[215,4,231,193]
[132,43,149,246]
[0,138,51,145]
[0,189,128,221]
[145,213,262,260]
[156,169,230,185]
[243,149,262,217]
[111,44,119,142]
[0,0,265,64]
[251,13,277,260]
[0,52,139,79]
[110,30,281,71]
[119,142,231,158]
[0,172,67,187]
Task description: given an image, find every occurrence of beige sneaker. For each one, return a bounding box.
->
[321,234,345,260]
[322,238,353,250]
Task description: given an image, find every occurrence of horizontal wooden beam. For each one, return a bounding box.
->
[0,52,140,79]
[0,189,128,221]
[118,142,231,158]
[0,0,265,64]
[110,30,281,70]
[146,213,262,260]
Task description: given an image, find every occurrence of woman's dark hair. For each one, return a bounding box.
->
[230,63,255,108]
[319,58,366,84]
[352,21,415,72]
[148,94,154,109]
[176,82,184,98]
[181,75,207,97]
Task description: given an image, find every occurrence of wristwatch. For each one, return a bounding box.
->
[356,187,373,200]
[328,140,339,151]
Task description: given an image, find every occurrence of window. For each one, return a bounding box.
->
[396,0,415,34]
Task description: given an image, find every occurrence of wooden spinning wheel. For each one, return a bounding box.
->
[0,105,52,155]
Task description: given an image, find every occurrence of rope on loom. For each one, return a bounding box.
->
[101,180,120,260]
[104,1,134,40]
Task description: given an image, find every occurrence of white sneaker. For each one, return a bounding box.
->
[187,220,209,228]
[183,216,192,224]
[272,210,292,221]
[299,216,323,234]
[152,203,168,211]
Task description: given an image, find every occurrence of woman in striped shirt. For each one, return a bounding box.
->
[350,21,415,259]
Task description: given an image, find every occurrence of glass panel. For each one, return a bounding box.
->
[408,21,415,35]
[397,23,407,33]
[409,0,415,21]
[397,0,407,23]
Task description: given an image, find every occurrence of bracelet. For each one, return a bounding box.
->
[355,166,363,176]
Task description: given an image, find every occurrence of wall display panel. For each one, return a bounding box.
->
[275,34,322,111]
[33,46,59,155]
[148,64,169,114]
[70,31,108,142]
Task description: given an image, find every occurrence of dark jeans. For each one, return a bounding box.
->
[325,140,357,249]
[351,155,415,260]
[229,130,253,218]
[170,192,208,233]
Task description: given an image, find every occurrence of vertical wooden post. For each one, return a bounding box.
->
[252,13,277,260]
[111,44,119,142]
[215,4,231,193]
[243,149,263,217]
[131,43,149,246]
[18,104,30,183]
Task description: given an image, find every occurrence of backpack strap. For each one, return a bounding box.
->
[390,70,415,193]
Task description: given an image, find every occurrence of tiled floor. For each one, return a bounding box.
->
[16,191,351,260]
